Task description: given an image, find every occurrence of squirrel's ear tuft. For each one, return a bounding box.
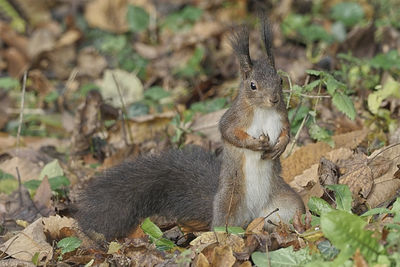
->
[259,12,275,68]
[230,25,252,78]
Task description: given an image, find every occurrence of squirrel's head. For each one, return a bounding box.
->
[231,15,282,108]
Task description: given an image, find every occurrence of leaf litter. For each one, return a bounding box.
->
[0,0,400,266]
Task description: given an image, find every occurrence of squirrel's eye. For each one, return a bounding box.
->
[250,82,257,90]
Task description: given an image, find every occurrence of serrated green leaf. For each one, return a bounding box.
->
[368,76,400,114]
[252,246,313,267]
[332,92,356,120]
[326,184,352,212]
[321,210,383,264]
[39,159,64,180]
[126,5,149,32]
[57,237,82,255]
[213,226,245,235]
[325,76,345,95]
[308,197,334,216]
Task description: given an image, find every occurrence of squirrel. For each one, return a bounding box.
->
[75,16,305,241]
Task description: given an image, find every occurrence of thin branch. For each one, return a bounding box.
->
[283,90,331,99]
[16,71,27,150]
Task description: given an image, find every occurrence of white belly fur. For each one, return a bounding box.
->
[243,108,282,218]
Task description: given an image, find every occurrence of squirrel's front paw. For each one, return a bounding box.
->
[261,141,286,160]
[247,133,271,151]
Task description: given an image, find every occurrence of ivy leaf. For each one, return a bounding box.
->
[332,92,356,120]
[326,184,352,212]
[252,246,313,267]
[126,5,149,32]
[57,237,82,255]
[321,210,383,264]
[308,197,334,216]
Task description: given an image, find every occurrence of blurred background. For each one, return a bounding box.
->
[0,0,399,165]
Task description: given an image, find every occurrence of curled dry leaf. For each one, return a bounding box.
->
[0,218,53,264]
[33,176,54,216]
[194,253,210,267]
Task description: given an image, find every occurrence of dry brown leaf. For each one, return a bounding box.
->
[56,29,81,48]
[27,23,61,59]
[0,157,41,182]
[84,0,129,33]
[282,129,367,183]
[245,217,265,235]
[0,218,53,264]
[190,232,245,255]
[353,248,368,267]
[77,47,107,78]
[3,47,29,78]
[33,176,54,216]
[238,261,252,267]
[191,109,227,143]
[42,215,75,241]
[318,157,339,186]
[210,246,236,267]
[194,253,210,267]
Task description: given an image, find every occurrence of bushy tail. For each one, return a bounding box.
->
[75,146,220,240]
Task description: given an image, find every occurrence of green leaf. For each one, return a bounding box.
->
[127,102,149,117]
[57,237,82,255]
[317,240,339,261]
[370,50,400,71]
[326,184,352,212]
[23,180,41,190]
[141,218,175,251]
[48,176,70,190]
[361,208,392,217]
[331,2,364,27]
[332,92,356,120]
[0,170,15,180]
[306,70,323,76]
[391,197,400,222]
[325,75,345,95]
[126,5,149,32]
[190,97,227,114]
[0,77,19,90]
[252,246,312,267]
[213,226,245,235]
[321,210,383,264]
[32,252,40,265]
[144,86,171,101]
[368,76,400,114]
[308,124,334,147]
[39,159,64,180]
[304,79,321,92]
[162,6,203,32]
[0,178,18,194]
[308,197,334,216]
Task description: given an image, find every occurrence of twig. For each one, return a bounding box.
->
[111,73,133,145]
[16,71,27,206]
[282,90,331,99]
[368,142,400,163]
[287,113,310,156]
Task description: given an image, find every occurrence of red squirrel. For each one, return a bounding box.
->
[75,16,305,241]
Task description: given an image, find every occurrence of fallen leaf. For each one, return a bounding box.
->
[283,129,365,183]
[85,0,129,33]
[33,176,54,216]
[77,47,107,78]
[0,218,53,264]
[210,246,236,267]
[98,69,144,108]
[190,232,245,255]
[194,253,210,267]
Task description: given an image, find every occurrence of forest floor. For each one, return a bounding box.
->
[0,0,400,266]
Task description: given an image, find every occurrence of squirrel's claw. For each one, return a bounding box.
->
[261,141,285,160]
